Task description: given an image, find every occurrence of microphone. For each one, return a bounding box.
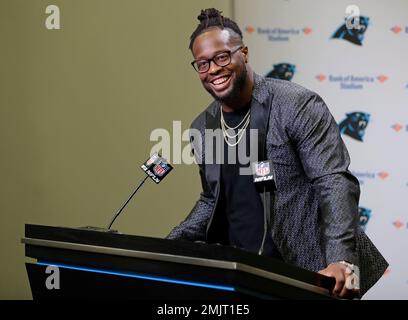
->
[140,153,173,184]
[80,153,173,233]
[106,153,173,229]
[252,160,276,188]
[252,160,276,255]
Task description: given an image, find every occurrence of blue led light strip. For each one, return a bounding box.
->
[37,262,235,292]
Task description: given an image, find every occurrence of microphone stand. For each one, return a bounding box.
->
[107,175,149,230]
[79,153,172,233]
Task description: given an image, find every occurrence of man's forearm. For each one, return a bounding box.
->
[314,172,360,265]
[166,198,213,241]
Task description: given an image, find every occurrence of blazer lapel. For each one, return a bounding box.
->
[250,98,271,162]
[204,104,222,192]
[250,84,274,238]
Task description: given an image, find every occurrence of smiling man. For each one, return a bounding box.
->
[166,8,388,299]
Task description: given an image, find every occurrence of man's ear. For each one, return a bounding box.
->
[241,46,249,63]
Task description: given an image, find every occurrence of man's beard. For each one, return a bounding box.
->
[207,66,247,104]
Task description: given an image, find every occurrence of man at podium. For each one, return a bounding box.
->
[166,8,388,299]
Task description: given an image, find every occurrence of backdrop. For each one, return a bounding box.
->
[234,0,408,299]
[1,0,405,300]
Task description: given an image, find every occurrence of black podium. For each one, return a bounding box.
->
[22,224,335,299]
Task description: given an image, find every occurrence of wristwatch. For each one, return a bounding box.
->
[338,261,360,290]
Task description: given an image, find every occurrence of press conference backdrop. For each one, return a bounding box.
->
[234,0,408,299]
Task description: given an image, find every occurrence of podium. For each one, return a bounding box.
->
[22,224,335,299]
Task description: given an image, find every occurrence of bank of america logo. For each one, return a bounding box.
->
[390,25,408,34]
[377,171,389,180]
[391,26,402,34]
[392,123,404,132]
[393,220,404,229]
[245,25,313,42]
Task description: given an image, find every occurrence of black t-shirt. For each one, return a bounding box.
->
[216,104,281,258]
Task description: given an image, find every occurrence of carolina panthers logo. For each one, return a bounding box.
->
[359,207,371,231]
[339,112,370,142]
[266,63,296,81]
[331,16,369,46]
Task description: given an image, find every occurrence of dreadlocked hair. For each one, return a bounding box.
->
[189,8,243,50]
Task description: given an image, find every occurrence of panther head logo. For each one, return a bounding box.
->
[359,207,372,231]
[265,63,296,81]
[331,16,369,46]
[339,112,370,142]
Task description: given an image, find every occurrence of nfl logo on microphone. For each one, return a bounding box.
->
[256,162,270,176]
[252,160,275,186]
[153,162,168,177]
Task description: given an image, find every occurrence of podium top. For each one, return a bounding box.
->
[23,224,335,298]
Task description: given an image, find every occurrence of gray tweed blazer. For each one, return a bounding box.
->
[167,73,388,296]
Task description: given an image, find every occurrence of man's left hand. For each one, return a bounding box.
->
[318,262,360,299]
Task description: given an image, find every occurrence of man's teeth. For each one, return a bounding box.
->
[213,77,229,85]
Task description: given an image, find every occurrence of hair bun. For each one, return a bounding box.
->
[197,8,223,22]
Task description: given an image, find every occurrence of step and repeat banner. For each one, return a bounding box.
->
[234,0,408,299]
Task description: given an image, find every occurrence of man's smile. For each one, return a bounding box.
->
[209,74,232,92]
